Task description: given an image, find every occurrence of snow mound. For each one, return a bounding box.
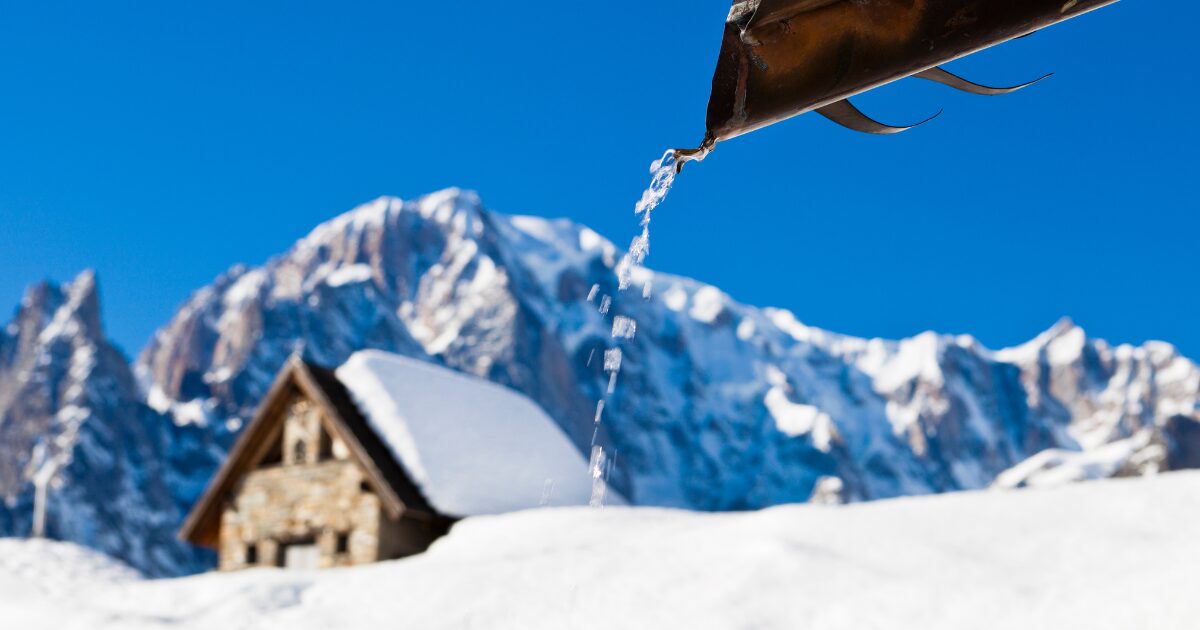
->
[5,473,1200,629]
[335,350,598,516]
[0,538,141,627]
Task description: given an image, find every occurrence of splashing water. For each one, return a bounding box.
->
[611,316,637,339]
[588,446,609,507]
[615,151,678,291]
[603,348,623,372]
[603,348,622,395]
[587,150,681,507]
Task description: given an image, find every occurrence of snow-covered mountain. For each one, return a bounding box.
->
[0,272,208,576]
[137,190,1200,512]
[5,189,1199,574]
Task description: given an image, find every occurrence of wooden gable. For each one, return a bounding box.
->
[178,356,439,548]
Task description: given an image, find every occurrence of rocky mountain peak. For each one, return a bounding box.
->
[5,281,62,362]
[0,271,206,577]
[131,191,1200,516]
[6,271,103,353]
[136,190,507,429]
[993,316,1088,368]
[50,271,103,343]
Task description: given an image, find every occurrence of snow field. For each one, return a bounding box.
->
[3,472,1198,630]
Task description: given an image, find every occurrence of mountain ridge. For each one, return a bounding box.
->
[135,189,1200,505]
[3,188,1198,574]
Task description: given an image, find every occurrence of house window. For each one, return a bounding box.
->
[336,532,350,555]
[245,543,258,565]
[294,440,307,465]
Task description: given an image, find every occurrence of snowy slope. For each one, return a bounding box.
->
[4,472,1200,630]
[335,350,599,515]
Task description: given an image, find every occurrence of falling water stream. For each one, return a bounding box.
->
[588,150,680,506]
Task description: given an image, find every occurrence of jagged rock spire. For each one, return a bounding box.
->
[0,270,208,576]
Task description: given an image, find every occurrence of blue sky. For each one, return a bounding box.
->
[1,1,1196,358]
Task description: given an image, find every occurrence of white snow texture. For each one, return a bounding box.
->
[3,473,1199,629]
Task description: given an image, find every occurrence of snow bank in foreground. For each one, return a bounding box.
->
[4,472,1200,630]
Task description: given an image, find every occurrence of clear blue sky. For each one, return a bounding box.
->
[1,1,1196,358]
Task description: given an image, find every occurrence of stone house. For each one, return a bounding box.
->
[179,351,596,571]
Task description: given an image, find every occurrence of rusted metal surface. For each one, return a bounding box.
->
[675,0,1120,169]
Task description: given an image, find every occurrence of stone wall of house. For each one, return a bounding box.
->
[216,392,450,571]
[218,394,377,570]
[218,458,382,570]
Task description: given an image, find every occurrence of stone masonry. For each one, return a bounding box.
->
[218,395,388,570]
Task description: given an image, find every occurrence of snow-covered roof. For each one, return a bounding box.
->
[335,350,595,517]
